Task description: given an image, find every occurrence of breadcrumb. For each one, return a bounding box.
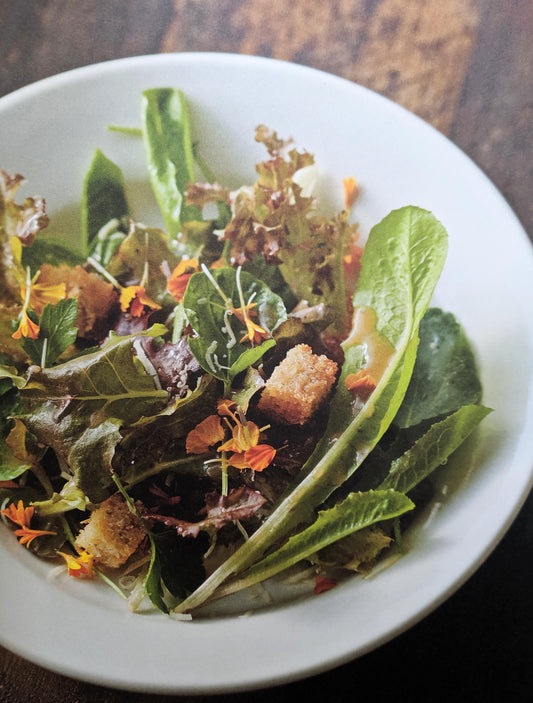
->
[258,344,338,425]
[75,493,145,568]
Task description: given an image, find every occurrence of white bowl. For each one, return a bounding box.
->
[1,53,532,695]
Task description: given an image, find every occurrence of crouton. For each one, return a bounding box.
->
[75,493,145,568]
[257,344,338,425]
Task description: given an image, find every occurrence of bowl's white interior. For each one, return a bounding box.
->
[0,53,532,695]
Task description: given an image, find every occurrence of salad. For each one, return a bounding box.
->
[0,88,490,616]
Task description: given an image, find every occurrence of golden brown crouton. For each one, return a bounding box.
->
[75,493,145,568]
[257,344,338,425]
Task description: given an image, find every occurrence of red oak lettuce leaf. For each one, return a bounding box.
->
[0,170,49,302]
[143,486,266,538]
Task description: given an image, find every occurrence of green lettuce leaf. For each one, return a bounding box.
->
[394,307,483,428]
[115,374,218,487]
[106,222,179,304]
[21,235,85,271]
[17,334,169,501]
[141,88,200,238]
[217,490,414,598]
[378,404,492,494]
[0,372,27,481]
[81,149,129,255]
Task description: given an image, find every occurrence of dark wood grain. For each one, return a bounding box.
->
[0,2,532,701]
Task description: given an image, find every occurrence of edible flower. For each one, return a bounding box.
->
[217,401,276,472]
[343,176,359,210]
[119,230,163,317]
[186,400,276,473]
[58,549,95,579]
[12,267,40,339]
[12,307,40,340]
[1,499,34,528]
[185,413,225,454]
[314,575,337,595]
[231,302,269,345]
[167,257,199,302]
[0,499,56,548]
[20,271,66,315]
[119,285,161,317]
[227,443,276,472]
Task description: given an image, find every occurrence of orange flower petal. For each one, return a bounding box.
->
[58,550,94,578]
[239,318,269,345]
[243,444,276,472]
[343,176,358,210]
[186,414,225,454]
[120,285,161,316]
[167,258,199,302]
[220,419,260,454]
[26,280,66,314]
[12,309,40,340]
[226,452,251,470]
[1,499,34,528]
[14,527,56,548]
[314,576,337,595]
[217,398,238,419]
[345,370,376,399]
[231,302,258,325]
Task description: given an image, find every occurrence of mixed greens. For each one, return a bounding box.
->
[0,88,489,615]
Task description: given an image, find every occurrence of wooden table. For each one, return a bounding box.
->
[1,2,531,701]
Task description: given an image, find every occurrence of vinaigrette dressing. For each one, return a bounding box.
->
[343,305,395,384]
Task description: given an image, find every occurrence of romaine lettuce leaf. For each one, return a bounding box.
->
[141,88,200,238]
[378,404,491,494]
[81,149,129,256]
[216,490,414,599]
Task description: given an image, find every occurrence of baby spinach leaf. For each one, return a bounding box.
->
[217,490,414,598]
[394,307,483,428]
[81,149,129,255]
[141,88,200,238]
[378,404,492,494]
[174,206,448,613]
[183,267,286,386]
